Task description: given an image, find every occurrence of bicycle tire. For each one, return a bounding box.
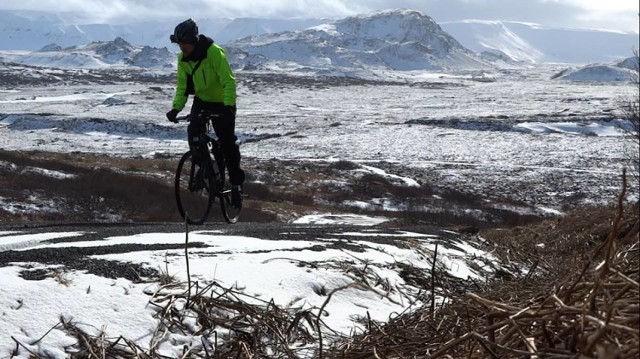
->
[215,156,241,224]
[174,151,214,225]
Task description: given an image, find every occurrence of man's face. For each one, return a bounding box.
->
[178,42,196,57]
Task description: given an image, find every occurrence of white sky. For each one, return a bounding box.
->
[0,0,638,32]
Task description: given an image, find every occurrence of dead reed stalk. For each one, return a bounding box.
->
[327,170,639,358]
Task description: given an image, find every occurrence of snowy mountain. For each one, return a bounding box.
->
[617,56,640,71]
[1,9,638,71]
[552,55,639,81]
[440,20,639,64]
[0,10,326,50]
[227,9,490,72]
[214,17,328,45]
[1,11,86,50]
[1,37,175,69]
[2,10,146,50]
[1,10,493,72]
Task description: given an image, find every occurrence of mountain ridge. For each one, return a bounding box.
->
[1,8,637,66]
[228,9,491,71]
[2,37,174,69]
[440,19,639,64]
[1,9,638,73]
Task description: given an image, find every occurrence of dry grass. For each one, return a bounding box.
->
[1,150,547,227]
[4,150,638,357]
[14,198,637,358]
[0,150,276,223]
[326,173,640,358]
[9,181,639,358]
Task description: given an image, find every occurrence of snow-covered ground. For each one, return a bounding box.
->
[0,58,638,356]
[0,63,636,210]
[0,6,638,356]
[0,221,507,357]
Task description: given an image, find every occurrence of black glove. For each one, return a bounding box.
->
[166,109,179,123]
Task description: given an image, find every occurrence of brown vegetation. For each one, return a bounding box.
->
[328,174,639,358]
[3,150,638,357]
[1,150,546,227]
[14,199,639,358]
[11,176,638,358]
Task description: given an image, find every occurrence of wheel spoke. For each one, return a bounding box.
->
[175,151,213,225]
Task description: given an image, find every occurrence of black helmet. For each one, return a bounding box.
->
[170,19,198,44]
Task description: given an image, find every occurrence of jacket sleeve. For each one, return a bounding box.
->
[172,54,189,111]
[212,45,237,106]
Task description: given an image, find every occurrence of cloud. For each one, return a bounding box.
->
[0,0,638,31]
[409,0,638,32]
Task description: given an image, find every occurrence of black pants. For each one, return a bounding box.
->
[188,97,245,186]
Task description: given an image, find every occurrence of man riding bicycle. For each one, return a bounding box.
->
[166,18,245,208]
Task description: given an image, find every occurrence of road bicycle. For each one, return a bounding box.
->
[174,112,241,224]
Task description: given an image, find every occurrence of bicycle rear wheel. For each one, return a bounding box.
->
[175,151,214,225]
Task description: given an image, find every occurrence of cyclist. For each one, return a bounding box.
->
[166,18,245,208]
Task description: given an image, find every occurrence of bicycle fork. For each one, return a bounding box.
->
[210,148,224,192]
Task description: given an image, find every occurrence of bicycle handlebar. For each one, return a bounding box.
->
[174,112,221,123]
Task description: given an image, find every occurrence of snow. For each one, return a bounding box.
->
[0,7,638,357]
[513,119,630,136]
[1,63,635,352]
[555,64,636,82]
[0,232,84,251]
[293,214,389,226]
[441,20,639,64]
[0,91,134,104]
[0,62,635,212]
[0,226,499,357]
[358,165,420,187]
[440,20,545,63]
[0,39,174,69]
[2,9,638,68]
[230,10,491,72]
[0,266,158,358]
[0,11,326,50]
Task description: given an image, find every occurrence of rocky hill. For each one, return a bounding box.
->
[7,37,175,69]
[227,9,491,72]
[552,55,639,81]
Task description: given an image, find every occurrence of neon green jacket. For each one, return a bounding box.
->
[172,36,236,111]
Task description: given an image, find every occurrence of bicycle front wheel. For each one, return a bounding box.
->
[220,187,241,224]
[216,158,241,224]
[175,151,214,225]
